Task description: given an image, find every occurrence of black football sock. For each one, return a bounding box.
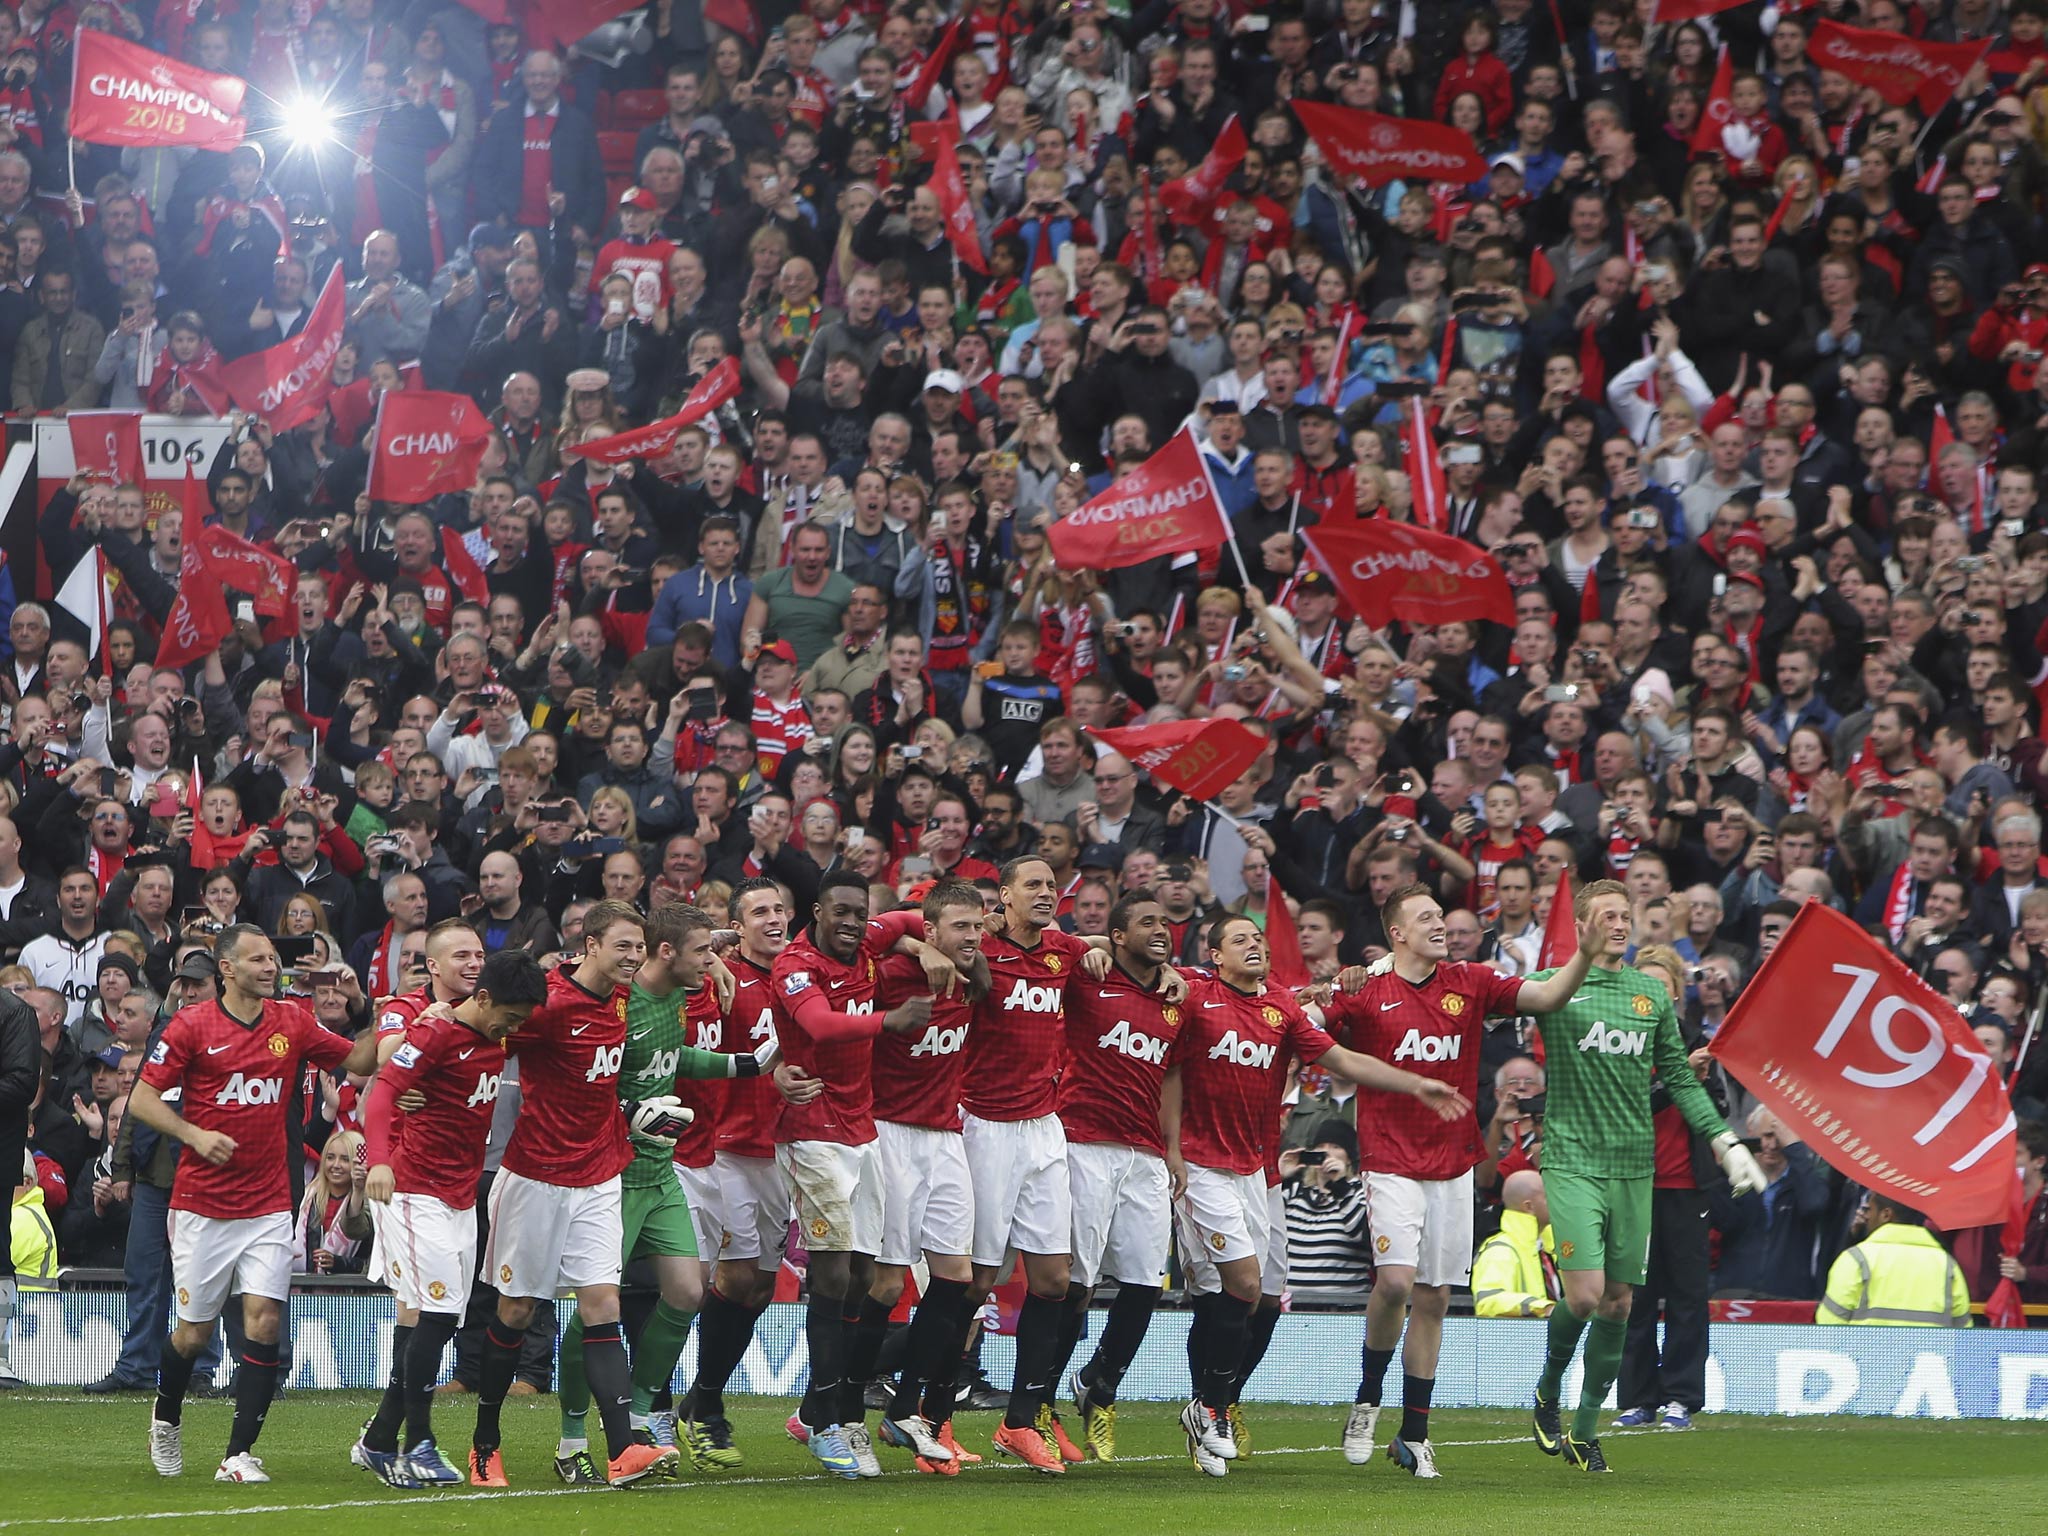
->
[582,1319,636,1461]
[1228,1304,1281,1407]
[1050,1282,1090,1392]
[891,1277,967,1421]
[154,1337,199,1427]
[1185,1292,1216,1398]
[1003,1291,1065,1430]
[1400,1373,1436,1445]
[365,1323,412,1452]
[800,1290,847,1429]
[1357,1344,1397,1406]
[224,1341,282,1457]
[403,1312,459,1451]
[1081,1283,1160,1405]
[841,1295,893,1424]
[472,1320,524,1454]
[1199,1293,1252,1413]
[684,1288,752,1421]
[922,1289,978,1428]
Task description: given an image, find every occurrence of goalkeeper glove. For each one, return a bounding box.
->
[627,1095,694,1147]
[1712,1131,1767,1197]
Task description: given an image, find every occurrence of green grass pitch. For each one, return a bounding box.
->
[0,1393,2038,1535]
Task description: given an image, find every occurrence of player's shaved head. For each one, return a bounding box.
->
[998,855,1054,890]
[425,916,480,956]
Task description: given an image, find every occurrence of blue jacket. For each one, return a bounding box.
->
[1202,445,1258,517]
[647,565,753,669]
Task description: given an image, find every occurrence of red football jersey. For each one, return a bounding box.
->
[870,952,971,1132]
[376,989,432,1037]
[771,910,921,1145]
[141,998,354,1219]
[965,925,1093,1121]
[1060,969,1182,1155]
[364,1011,505,1209]
[1325,961,1524,1180]
[1168,977,1334,1176]
[716,953,782,1159]
[671,982,727,1170]
[501,966,633,1188]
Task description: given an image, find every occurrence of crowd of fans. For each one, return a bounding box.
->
[7,0,2048,1383]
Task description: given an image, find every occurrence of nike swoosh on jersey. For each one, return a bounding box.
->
[206,1044,233,1054]
[458,1048,476,1060]
[1202,1001,1227,1009]
[1380,1002,1403,1011]
[1097,991,1125,999]
[571,1025,592,1035]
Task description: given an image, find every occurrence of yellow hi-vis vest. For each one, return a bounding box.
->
[1816,1223,1970,1327]
[1471,1209,1556,1318]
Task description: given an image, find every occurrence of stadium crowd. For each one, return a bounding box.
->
[5,0,2048,1477]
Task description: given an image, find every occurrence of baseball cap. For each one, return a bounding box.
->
[1077,842,1125,872]
[175,951,218,983]
[1206,398,1241,415]
[92,1045,127,1070]
[1729,569,1766,591]
[923,369,964,394]
[1294,569,1332,593]
[1724,526,1769,559]
[1489,152,1526,176]
[760,638,799,665]
[469,222,515,252]
[618,186,657,212]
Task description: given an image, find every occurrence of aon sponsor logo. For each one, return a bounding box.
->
[1392,1029,1462,1063]
[645,1048,681,1081]
[748,1006,774,1045]
[910,1023,967,1057]
[1208,1030,1276,1070]
[214,1073,283,1107]
[1001,979,1061,1012]
[465,1072,504,1108]
[1097,1019,1169,1064]
[693,1017,724,1051]
[585,1044,626,1082]
[1576,1021,1648,1056]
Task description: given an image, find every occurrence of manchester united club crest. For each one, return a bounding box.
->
[867,959,877,982]
[1045,954,1063,973]
[1375,1235,1391,1254]
[1261,1005,1284,1028]
[1162,1005,1181,1027]
[1441,994,1466,1016]
[266,1031,291,1057]
[1559,1241,1574,1260]
[427,1280,448,1301]
[389,1258,402,1278]
[1210,1232,1227,1251]
[1631,995,1654,1017]
[616,995,629,1021]
[499,1264,513,1284]
[810,1219,831,1240]
[177,1287,190,1306]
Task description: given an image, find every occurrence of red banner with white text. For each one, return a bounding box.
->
[1048,429,1230,572]
[219,264,347,433]
[1293,102,1489,188]
[367,390,494,502]
[69,31,247,151]
[1807,18,1993,116]
[1708,902,2017,1229]
[1087,718,1266,804]
[66,412,144,485]
[1301,518,1515,630]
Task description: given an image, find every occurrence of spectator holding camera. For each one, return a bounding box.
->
[1281,1121,1372,1302]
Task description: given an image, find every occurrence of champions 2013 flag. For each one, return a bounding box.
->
[70,31,247,151]
[1048,428,1230,571]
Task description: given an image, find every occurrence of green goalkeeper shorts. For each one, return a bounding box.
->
[1544,1169,1651,1289]
[622,1176,699,1263]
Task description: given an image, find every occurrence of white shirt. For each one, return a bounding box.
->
[21,930,113,1024]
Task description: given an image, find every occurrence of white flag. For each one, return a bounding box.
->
[54,548,109,660]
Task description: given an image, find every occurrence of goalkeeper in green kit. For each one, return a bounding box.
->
[555,905,772,1484]
[1523,882,1765,1473]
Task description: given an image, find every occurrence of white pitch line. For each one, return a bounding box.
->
[0,1425,1712,1529]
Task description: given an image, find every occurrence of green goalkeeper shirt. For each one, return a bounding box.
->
[621,981,743,1188]
[1526,963,1730,1178]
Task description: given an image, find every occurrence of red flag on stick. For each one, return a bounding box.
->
[1048,428,1230,572]
[1808,17,1994,116]
[1984,1164,2032,1328]
[187,755,216,871]
[69,31,248,151]
[67,411,144,484]
[1708,902,2017,1229]
[904,14,964,115]
[1529,868,1576,1065]
[441,531,490,606]
[1265,872,1311,987]
[194,524,296,618]
[1403,398,1448,531]
[219,263,346,432]
[564,358,742,463]
[1159,115,1247,221]
[1292,102,1489,188]
[1300,519,1515,631]
[154,467,235,672]
[1691,47,1734,157]
[927,131,989,275]
[367,389,494,502]
[1086,718,1266,804]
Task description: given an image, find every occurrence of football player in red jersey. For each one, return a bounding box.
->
[963,855,1105,1475]
[1164,912,1468,1478]
[356,950,549,1487]
[471,901,680,1489]
[679,877,815,1470]
[860,880,988,1474]
[770,870,955,1479]
[353,920,487,1474]
[129,924,383,1484]
[1058,889,1185,1463]
[1323,883,1596,1480]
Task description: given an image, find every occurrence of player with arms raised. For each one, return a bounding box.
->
[1165,912,1467,1478]
[1326,882,1601,1478]
[356,950,549,1487]
[130,924,383,1483]
[1526,881,1764,1473]
[471,901,682,1489]
[554,903,772,1483]
[1054,887,1189,1461]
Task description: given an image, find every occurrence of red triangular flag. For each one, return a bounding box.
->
[1265,871,1311,987]
[187,754,216,871]
[155,467,236,672]
[927,130,988,276]
[1159,115,1246,222]
[442,530,489,607]
[1692,48,1734,157]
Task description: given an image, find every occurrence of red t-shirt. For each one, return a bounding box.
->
[500,966,633,1188]
[141,999,353,1219]
[715,953,782,1159]
[363,1010,504,1210]
[1652,1102,1696,1188]
[588,235,678,320]
[670,982,728,1170]
[518,108,557,226]
[1458,827,1545,918]
[1168,977,1334,1176]
[771,910,921,1145]
[965,925,1093,1122]
[1326,961,1524,1180]
[1059,969,1182,1155]
[869,952,971,1131]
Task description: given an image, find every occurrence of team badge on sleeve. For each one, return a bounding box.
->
[392,1043,422,1070]
[148,1040,168,1064]
[783,971,811,996]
